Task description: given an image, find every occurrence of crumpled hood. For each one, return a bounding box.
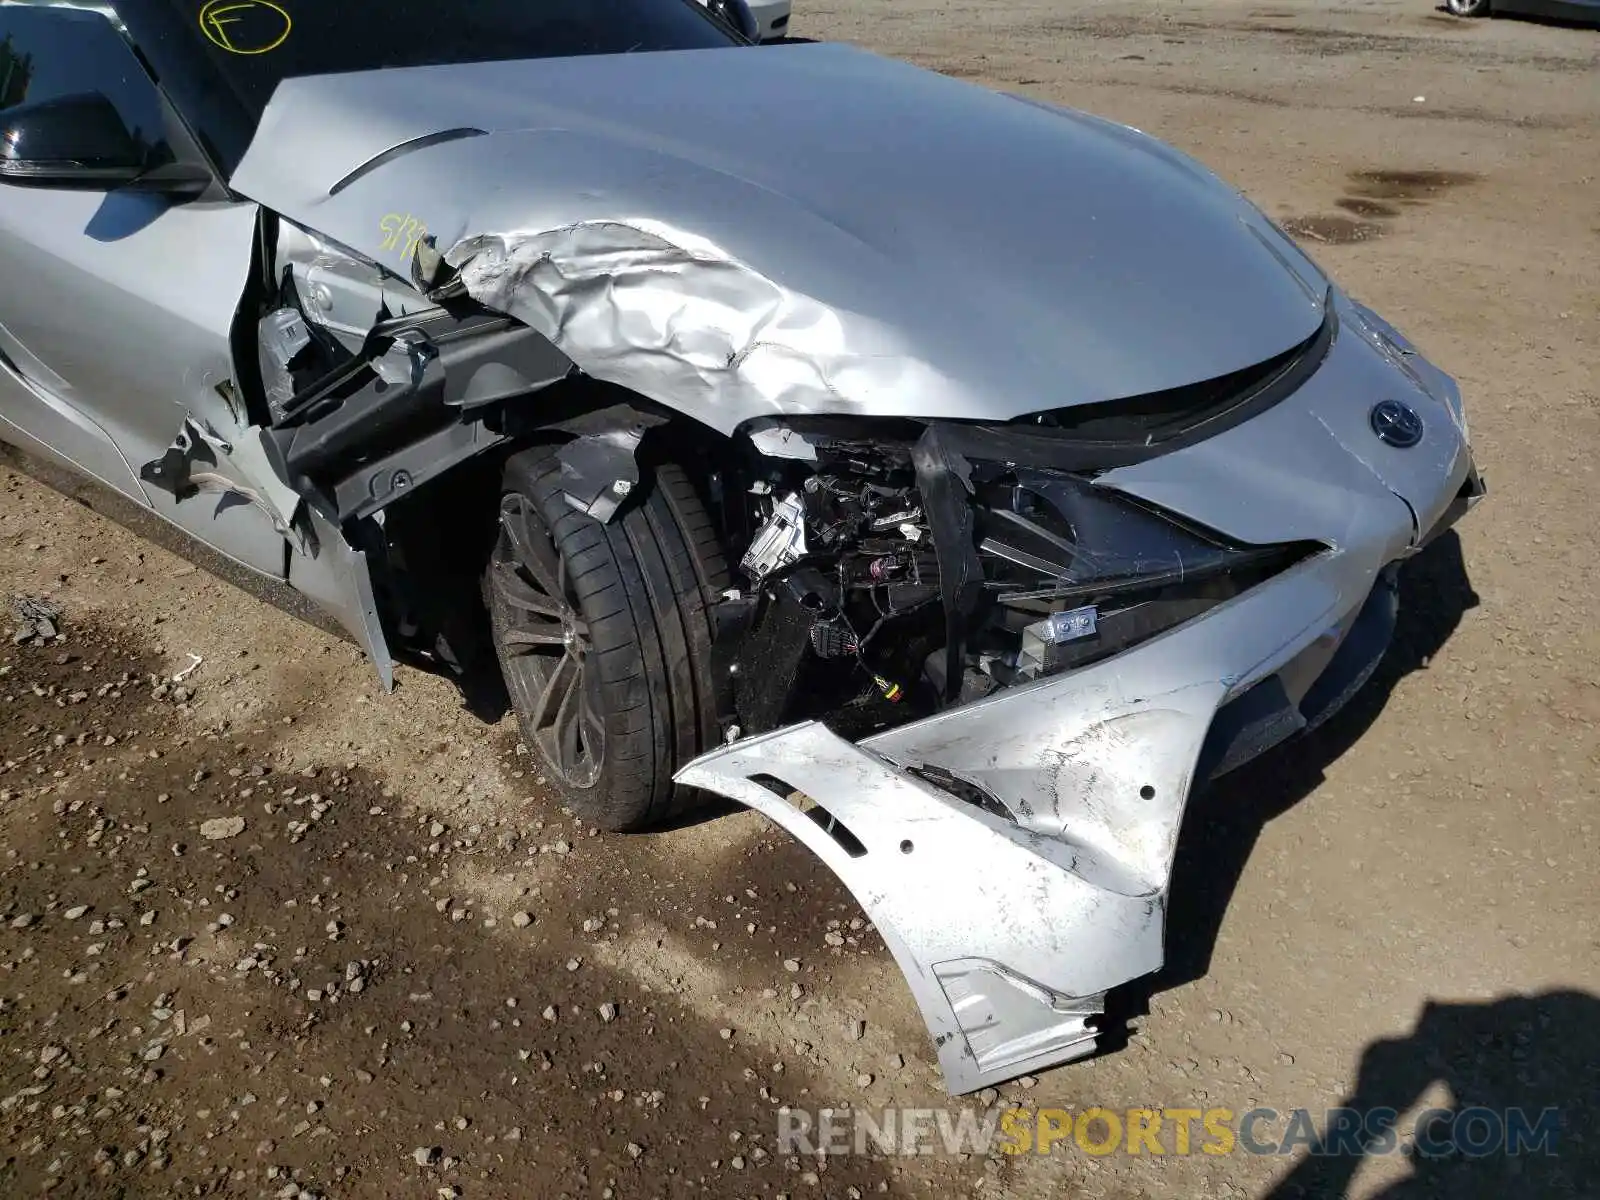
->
[230,43,1328,432]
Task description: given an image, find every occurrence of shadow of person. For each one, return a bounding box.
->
[1262,990,1600,1198]
[1102,529,1479,1044]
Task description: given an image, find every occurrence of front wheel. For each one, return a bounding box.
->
[1444,0,1491,16]
[485,450,730,831]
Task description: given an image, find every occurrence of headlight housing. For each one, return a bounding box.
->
[966,466,1311,680]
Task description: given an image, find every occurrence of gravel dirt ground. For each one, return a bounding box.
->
[2,2,1598,1197]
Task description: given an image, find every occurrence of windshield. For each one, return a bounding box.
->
[110,0,739,169]
[171,0,735,111]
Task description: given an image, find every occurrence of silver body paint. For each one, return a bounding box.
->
[228,45,1327,434]
[0,31,1479,1093]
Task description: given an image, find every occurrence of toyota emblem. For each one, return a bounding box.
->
[1370,399,1424,449]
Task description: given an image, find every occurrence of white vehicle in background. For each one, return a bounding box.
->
[697,0,792,41]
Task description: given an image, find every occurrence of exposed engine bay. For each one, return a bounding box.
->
[710,422,1309,747]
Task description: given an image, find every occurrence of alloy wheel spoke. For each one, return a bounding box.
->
[581,705,605,762]
[500,499,564,598]
[531,652,575,732]
[500,627,568,654]
[550,655,584,769]
[493,562,568,619]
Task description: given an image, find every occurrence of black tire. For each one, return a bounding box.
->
[485,449,729,831]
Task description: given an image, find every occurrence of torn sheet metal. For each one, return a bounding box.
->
[745,421,819,462]
[291,507,394,693]
[140,418,308,552]
[142,417,394,690]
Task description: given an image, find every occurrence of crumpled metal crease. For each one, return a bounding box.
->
[443,220,954,429]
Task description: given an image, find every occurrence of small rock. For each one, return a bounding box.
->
[412,1146,441,1167]
[10,913,37,929]
[511,911,533,929]
[542,1006,558,1022]
[848,1019,865,1041]
[598,1003,617,1023]
[626,1142,644,1160]
[783,958,801,973]
[63,905,89,921]
[719,1027,734,1041]
[200,816,246,841]
[856,1073,874,1088]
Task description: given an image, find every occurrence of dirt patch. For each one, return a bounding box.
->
[0,618,941,1197]
[1335,196,1402,218]
[1347,167,1481,199]
[1279,214,1386,245]
[1283,167,1478,245]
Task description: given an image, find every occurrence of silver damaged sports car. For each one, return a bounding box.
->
[0,0,1483,1092]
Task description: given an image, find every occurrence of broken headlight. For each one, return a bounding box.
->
[974,467,1305,681]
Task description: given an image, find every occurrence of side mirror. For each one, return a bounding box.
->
[0,91,154,188]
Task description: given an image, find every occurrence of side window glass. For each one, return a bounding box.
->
[0,3,172,167]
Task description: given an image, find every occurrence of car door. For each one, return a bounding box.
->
[0,2,286,579]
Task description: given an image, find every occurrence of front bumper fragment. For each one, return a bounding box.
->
[678,530,1457,1094]
[679,291,1480,1093]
